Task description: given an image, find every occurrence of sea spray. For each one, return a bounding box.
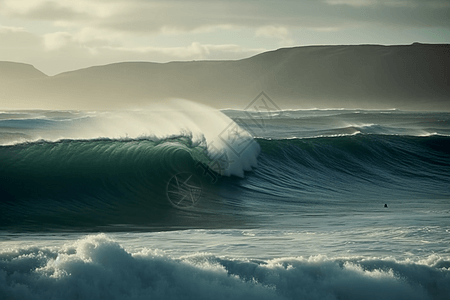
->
[1,234,448,300]
[0,100,260,177]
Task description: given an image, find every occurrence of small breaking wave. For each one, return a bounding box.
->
[0,234,448,300]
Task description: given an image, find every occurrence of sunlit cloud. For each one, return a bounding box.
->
[111,42,263,59]
[310,27,342,32]
[324,0,375,6]
[0,24,41,48]
[1,0,116,20]
[2,0,449,32]
[256,26,294,45]
[323,0,450,8]
[0,24,25,32]
[43,31,72,50]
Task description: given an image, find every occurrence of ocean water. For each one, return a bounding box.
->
[1,102,449,299]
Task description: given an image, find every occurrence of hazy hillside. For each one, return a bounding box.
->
[0,61,48,84]
[1,43,449,110]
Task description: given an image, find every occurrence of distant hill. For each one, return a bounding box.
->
[0,61,47,83]
[1,43,449,110]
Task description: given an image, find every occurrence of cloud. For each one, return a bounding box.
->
[0,0,114,20]
[0,25,41,51]
[2,0,449,33]
[256,26,294,45]
[43,31,73,50]
[110,42,264,60]
[324,0,450,7]
[325,0,385,6]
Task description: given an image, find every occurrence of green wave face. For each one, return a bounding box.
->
[0,137,217,228]
[1,134,449,230]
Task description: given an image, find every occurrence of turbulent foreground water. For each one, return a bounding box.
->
[1,103,449,299]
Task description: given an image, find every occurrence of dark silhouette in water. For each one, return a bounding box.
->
[384,204,388,208]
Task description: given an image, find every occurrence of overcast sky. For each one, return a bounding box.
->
[1,0,449,75]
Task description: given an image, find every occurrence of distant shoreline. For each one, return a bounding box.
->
[1,43,449,111]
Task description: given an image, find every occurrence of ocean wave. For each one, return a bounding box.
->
[1,234,448,300]
[254,135,450,197]
[1,134,449,229]
[1,107,449,230]
[0,134,259,228]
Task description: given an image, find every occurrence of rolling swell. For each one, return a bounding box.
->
[0,137,217,229]
[1,133,449,230]
[252,134,450,201]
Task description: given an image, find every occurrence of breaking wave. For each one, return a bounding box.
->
[1,133,448,229]
[1,234,449,300]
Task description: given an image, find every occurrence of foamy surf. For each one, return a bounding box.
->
[0,234,448,300]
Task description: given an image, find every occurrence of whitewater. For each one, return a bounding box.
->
[1,102,449,300]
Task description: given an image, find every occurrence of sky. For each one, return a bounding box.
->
[1,0,449,76]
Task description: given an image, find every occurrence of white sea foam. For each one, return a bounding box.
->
[0,234,448,300]
[0,100,260,177]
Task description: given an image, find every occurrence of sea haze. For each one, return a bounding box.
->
[1,106,449,300]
